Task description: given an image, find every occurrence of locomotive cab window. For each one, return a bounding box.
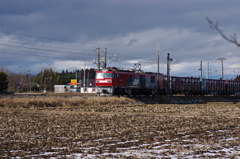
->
[105,73,114,78]
[96,73,114,79]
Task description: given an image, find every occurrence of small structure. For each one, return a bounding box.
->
[54,85,95,93]
[81,87,96,93]
[70,85,80,92]
[54,85,72,93]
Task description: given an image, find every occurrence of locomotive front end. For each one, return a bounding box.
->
[95,70,115,96]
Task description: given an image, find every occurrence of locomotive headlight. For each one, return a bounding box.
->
[96,80,112,83]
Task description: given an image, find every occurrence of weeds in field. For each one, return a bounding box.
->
[0,96,239,117]
[0,96,136,108]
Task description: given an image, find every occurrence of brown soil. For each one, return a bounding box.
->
[0,94,239,158]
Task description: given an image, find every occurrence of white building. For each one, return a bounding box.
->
[81,87,96,93]
[54,85,95,93]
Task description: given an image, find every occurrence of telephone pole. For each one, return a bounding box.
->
[167,53,170,98]
[206,62,209,79]
[199,60,203,94]
[94,47,108,69]
[156,43,161,96]
[28,70,31,92]
[217,58,226,80]
[199,60,202,80]
[84,60,86,93]
[104,48,107,69]
[166,53,177,98]
[96,47,100,70]
[157,50,160,96]
[75,70,78,85]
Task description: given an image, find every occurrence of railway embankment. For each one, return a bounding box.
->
[139,95,240,104]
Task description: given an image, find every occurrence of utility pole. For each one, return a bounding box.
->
[166,53,177,98]
[104,48,107,69]
[83,60,86,93]
[87,71,89,90]
[94,47,108,69]
[156,43,160,96]
[96,47,100,70]
[167,53,170,99]
[217,58,226,80]
[75,70,78,85]
[157,50,160,77]
[200,60,202,80]
[28,70,31,92]
[157,50,160,96]
[199,60,203,94]
[206,62,209,79]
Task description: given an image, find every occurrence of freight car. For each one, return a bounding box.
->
[95,67,240,96]
[169,76,240,96]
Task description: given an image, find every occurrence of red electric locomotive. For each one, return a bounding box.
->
[95,67,166,96]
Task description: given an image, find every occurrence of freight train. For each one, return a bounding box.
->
[95,67,240,96]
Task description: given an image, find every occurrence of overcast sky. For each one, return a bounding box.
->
[0,0,239,79]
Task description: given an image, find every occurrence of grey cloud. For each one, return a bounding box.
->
[0,0,239,78]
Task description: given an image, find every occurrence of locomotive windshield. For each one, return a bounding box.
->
[96,73,114,79]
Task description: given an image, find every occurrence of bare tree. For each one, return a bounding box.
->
[206,17,240,47]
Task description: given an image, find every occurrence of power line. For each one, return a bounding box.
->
[0,42,95,56]
[2,30,240,63]
[0,39,93,52]
[161,45,207,61]
[0,30,154,47]
[2,31,236,63]
[0,31,91,44]
[0,49,95,60]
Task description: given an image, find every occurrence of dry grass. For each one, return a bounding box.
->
[0,95,239,158]
[1,96,240,117]
[0,96,136,109]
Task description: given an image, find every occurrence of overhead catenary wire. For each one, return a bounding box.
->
[0,30,212,60]
[0,30,231,63]
[0,43,95,56]
[0,39,92,52]
[0,50,86,60]
[0,30,153,47]
[1,30,239,79]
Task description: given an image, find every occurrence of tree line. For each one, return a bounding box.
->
[0,67,96,92]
